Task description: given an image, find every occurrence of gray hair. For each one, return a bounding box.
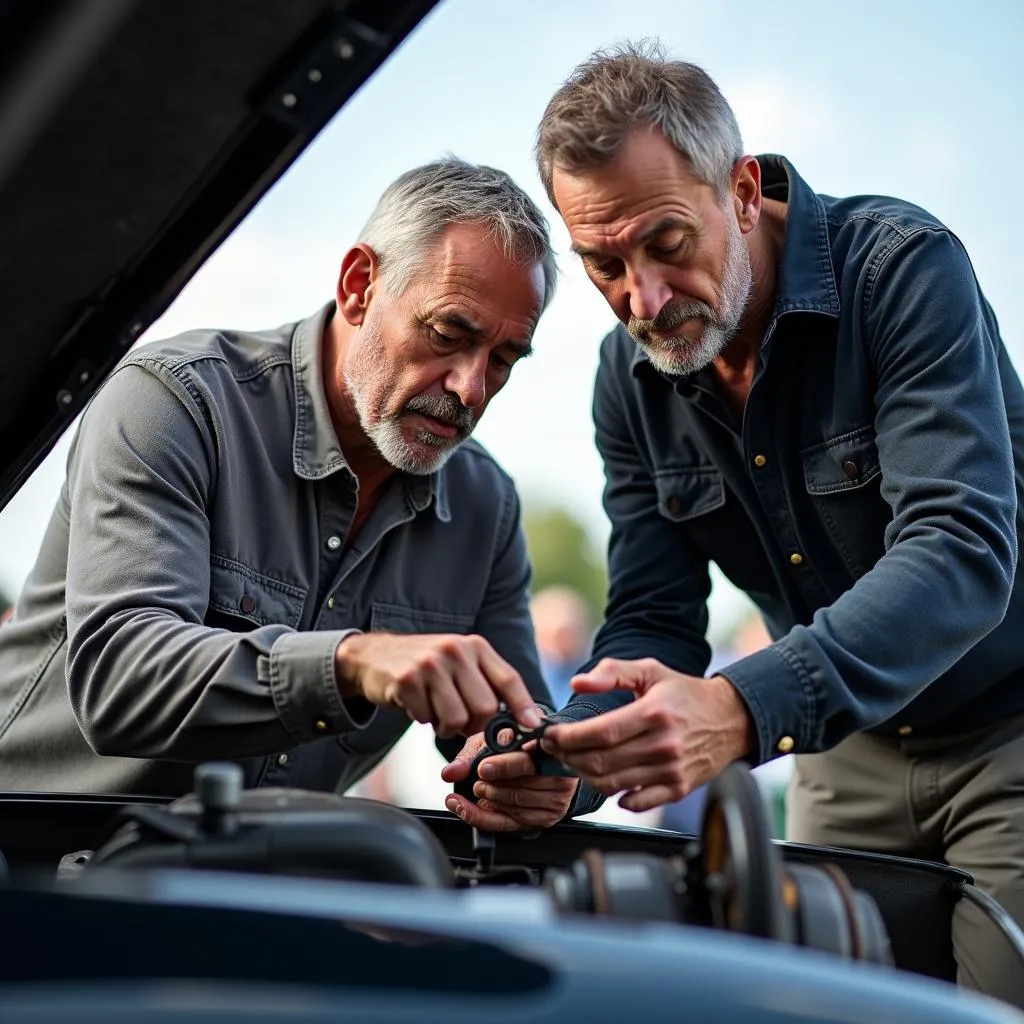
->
[535,39,743,205]
[359,158,557,310]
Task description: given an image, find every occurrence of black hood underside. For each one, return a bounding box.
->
[0,0,439,509]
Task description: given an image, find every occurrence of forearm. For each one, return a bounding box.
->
[64,362,373,761]
[722,526,1014,763]
[68,609,367,759]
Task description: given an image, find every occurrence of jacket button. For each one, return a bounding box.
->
[326,595,335,610]
[842,460,860,481]
[753,454,767,468]
[667,496,683,515]
[777,736,795,754]
[239,595,256,614]
[313,719,328,733]
[326,535,342,551]
[789,552,804,566]
[277,753,290,766]
[897,725,913,736]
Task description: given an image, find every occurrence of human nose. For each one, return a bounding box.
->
[444,351,488,410]
[626,264,673,322]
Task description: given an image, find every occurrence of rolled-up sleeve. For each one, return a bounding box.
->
[65,361,370,761]
[721,229,1017,762]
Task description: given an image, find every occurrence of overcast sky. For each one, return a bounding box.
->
[3,0,1022,638]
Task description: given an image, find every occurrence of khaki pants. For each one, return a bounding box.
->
[788,714,1024,1008]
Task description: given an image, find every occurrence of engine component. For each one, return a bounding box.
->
[546,763,892,966]
[545,849,686,923]
[700,760,793,942]
[88,762,454,889]
[701,764,891,965]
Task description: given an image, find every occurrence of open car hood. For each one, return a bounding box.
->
[0,0,439,510]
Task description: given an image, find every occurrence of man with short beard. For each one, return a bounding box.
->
[0,159,586,831]
[463,42,1024,1005]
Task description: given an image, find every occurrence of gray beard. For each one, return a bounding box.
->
[627,220,753,377]
[343,321,475,475]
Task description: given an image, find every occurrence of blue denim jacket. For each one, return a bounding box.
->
[574,155,1024,765]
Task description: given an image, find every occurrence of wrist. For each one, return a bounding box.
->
[333,631,366,699]
[708,673,755,760]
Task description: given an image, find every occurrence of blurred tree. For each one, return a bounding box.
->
[521,503,607,621]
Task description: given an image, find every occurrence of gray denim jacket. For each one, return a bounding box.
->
[0,303,596,806]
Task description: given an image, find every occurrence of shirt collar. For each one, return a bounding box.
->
[630,153,840,379]
[401,465,452,523]
[289,301,451,522]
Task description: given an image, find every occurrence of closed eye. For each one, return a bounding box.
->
[585,256,622,281]
[432,327,461,345]
[650,241,682,257]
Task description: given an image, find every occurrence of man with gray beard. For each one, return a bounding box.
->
[0,158,586,830]
[463,41,1024,1006]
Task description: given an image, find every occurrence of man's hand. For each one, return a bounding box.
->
[440,732,578,831]
[539,658,754,813]
[334,632,542,738]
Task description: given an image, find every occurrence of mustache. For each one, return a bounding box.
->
[627,300,717,345]
[403,393,476,434]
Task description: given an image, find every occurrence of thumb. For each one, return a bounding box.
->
[570,658,659,695]
[440,733,485,782]
[440,759,470,783]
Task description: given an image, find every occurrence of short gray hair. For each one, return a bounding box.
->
[360,158,557,310]
[535,39,743,205]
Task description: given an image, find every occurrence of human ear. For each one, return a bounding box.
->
[731,156,762,234]
[336,243,380,326]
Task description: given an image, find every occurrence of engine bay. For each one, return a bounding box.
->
[57,760,893,970]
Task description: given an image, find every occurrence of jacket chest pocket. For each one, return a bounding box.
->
[205,555,307,632]
[652,465,774,595]
[654,465,726,522]
[801,426,890,575]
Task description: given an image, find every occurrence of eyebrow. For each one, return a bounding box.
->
[570,216,687,259]
[426,311,534,359]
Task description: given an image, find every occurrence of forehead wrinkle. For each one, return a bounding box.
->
[425,291,539,349]
[416,233,544,345]
[563,180,702,240]
[572,207,698,258]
